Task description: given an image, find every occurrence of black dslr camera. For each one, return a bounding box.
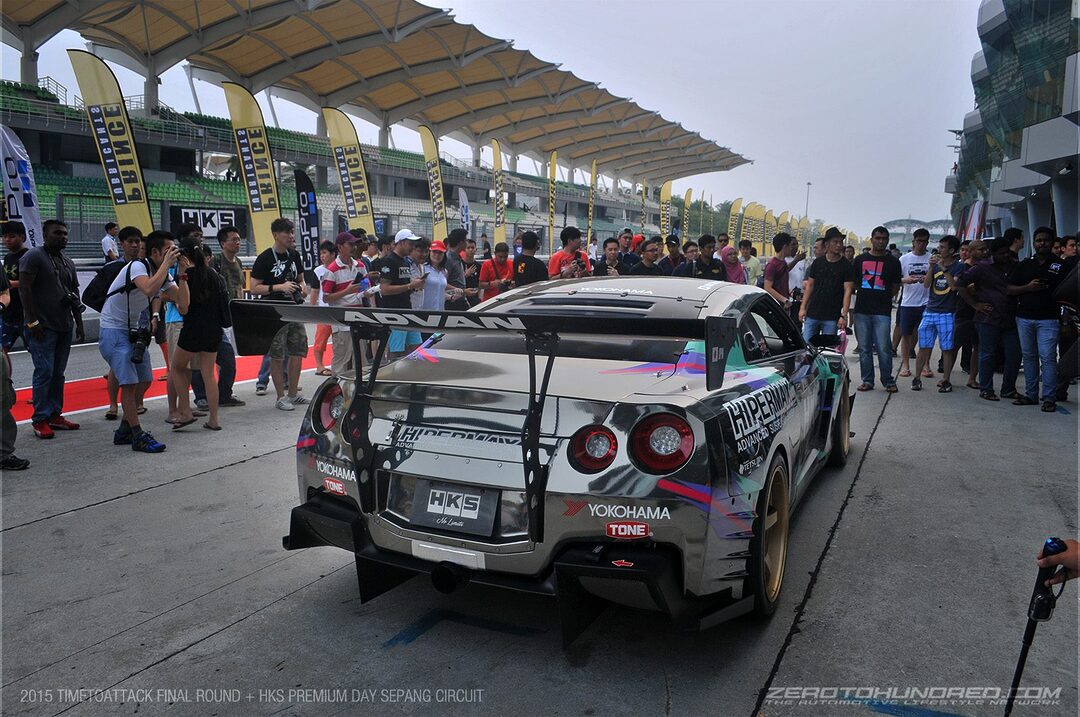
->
[61,291,85,314]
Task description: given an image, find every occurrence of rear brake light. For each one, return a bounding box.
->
[569,425,618,473]
[630,413,694,473]
[316,383,345,432]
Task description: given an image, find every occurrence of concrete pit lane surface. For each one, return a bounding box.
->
[2,357,1076,717]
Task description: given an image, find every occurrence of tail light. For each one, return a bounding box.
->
[569,425,618,473]
[630,414,694,473]
[316,383,345,432]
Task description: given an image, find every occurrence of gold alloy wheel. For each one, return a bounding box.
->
[762,462,790,603]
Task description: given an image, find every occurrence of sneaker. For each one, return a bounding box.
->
[194,399,210,411]
[220,396,246,407]
[255,384,267,396]
[47,415,80,430]
[32,421,54,439]
[288,395,309,405]
[938,381,953,393]
[1041,401,1057,413]
[113,426,134,445]
[131,431,166,453]
[0,455,30,470]
[910,378,922,391]
[275,397,296,411]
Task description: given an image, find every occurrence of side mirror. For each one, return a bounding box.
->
[808,333,841,349]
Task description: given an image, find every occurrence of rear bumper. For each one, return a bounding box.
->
[284,492,754,643]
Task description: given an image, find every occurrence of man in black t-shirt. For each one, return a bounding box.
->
[800,230,853,341]
[693,235,726,280]
[462,239,481,307]
[845,225,902,392]
[249,218,309,411]
[630,238,665,276]
[2,221,29,351]
[513,231,549,287]
[1007,227,1067,411]
[380,229,426,359]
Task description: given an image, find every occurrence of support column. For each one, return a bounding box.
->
[20,44,39,86]
[1008,205,1029,239]
[378,117,390,149]
[143,70,160,115]
[471,143,481,167]
[507,153,518,209]
[1052,175,1078,235]
[1026,195,1053,235]
[314,113,328,190]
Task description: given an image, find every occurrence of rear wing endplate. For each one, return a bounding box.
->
[231,301,736,542]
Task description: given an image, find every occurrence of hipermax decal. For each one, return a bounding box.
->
[722,380,794,452]
[397,426,521,447]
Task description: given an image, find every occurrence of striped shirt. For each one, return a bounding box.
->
[320,257,367,307]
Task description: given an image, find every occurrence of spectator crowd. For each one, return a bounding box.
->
[0,218,1075,470]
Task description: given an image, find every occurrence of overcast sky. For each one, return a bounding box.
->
[3,0,981,233]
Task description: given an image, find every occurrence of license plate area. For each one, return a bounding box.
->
[409,479,500,537]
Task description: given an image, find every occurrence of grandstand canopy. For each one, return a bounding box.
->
[3,0,748,182]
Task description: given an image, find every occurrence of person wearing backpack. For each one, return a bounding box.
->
[98,230,181,453]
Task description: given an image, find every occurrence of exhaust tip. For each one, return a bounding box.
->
[431,561,470,594]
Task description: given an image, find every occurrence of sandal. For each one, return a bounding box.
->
[938,382,953,393]
[921,369,935,378]
[104,410,118,421]
[1012,396,1037,406]
[885,384,899,393]
[315,368,333,376]
[980,391,1000,401]
[1041,401,1057,413]
[857,383,874,392]
[898,369,912,378]
[172,418,197,430]
[137,406,147,415]
[203,423,222,431]
[966,381,979,389]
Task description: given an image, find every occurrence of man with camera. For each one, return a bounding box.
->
[548,226,592,279]
[98,230,181,452]
[249,218,310,411]
[479,242,514,301]
[19,219,84,439]
[594,237,632,277]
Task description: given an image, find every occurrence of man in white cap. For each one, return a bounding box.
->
[378,229,425,360]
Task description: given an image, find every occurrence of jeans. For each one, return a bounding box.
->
[1016,318,1058,401]
[192,337,237,400]
[257,353,271,387]
[976,322,1020,394]
[853,313,893,387]
[27,327,72,423]
[802,318,838,343]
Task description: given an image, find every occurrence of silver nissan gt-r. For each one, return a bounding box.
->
[232,276,853,645]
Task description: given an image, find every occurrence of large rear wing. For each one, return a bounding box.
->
[230,300,737,392]
[231,300,737,543]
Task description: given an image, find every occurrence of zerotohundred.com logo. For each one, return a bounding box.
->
[764,686,1061,709]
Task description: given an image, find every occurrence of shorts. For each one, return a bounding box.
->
[178,322,224,354]
[388,329,422,353]
[269,322,309,359]
[918,311,955,351]
[898,306,925,336]
[315,324,332,353]
[99,327,153,386]
[165,322,200,369]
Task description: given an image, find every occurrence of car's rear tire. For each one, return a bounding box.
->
[826,374,851,468]
[749,454,790,617]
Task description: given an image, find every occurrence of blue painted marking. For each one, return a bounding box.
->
[858,698,966,717]
[382,609,543,648]
[1056,405,1071,415]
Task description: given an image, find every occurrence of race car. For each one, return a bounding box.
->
[232,277,853,645]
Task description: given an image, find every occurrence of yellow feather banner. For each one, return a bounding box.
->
[323,107,375,234]
[548,150,557,252]
[491,139,506,244]
[418,125,448,241]
[659,181,673,236]
[222,82,282,252]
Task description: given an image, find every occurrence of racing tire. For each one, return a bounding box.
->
[748,454,790,617]
[826,375,851,468]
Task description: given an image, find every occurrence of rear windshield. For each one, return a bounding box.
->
[429,333,690,363]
